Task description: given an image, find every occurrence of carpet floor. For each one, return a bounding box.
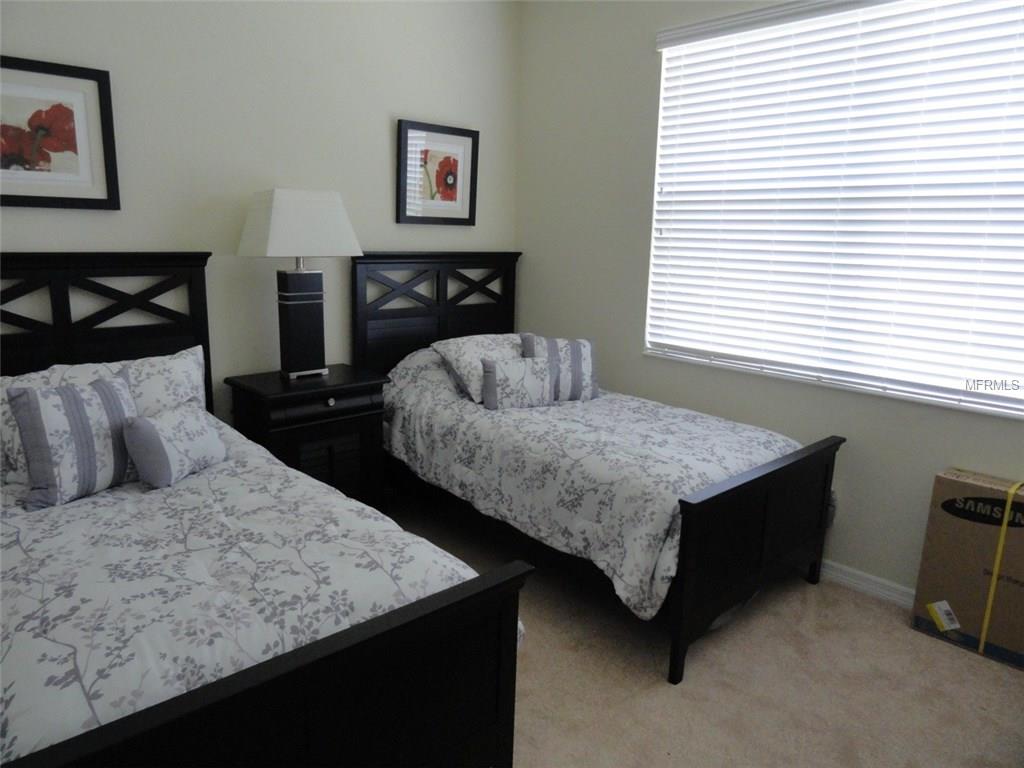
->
[384,490,1023,768]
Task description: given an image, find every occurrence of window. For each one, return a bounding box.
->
[646,0,1024,417]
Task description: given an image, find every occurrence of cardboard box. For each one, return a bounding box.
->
[912,468,1023,668]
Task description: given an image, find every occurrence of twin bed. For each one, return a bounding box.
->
[1,249,845,766]
[353,251,845,685]
[1,252,530,768]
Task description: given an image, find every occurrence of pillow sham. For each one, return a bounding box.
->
[123,403,226,488]
[61,345,207,417]
[430,334,522,403]
[384,348,464,413]
[481,357,555,411]
[7,377,137,510]
[520,333,599,402]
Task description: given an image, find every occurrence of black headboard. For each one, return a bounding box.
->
[1,251,213,406]
[352,251,520,374]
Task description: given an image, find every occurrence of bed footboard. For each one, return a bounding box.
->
[12,561,533,768]
[665,436,845,683]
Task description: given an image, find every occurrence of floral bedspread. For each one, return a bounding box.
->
[1,420,477,763]
[386,348,801,621]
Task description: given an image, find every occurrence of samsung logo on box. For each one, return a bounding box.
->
[942,497,1024,528]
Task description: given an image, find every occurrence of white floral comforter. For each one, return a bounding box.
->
[1,419,477,764]
[386,349,801,621]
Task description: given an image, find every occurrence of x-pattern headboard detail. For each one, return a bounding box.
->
[352,251,520,375]
[1,251,213,406]
[448,267,505,306]
[364,268,437,313]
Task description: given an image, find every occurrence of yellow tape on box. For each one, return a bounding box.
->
[978,479,1024,655]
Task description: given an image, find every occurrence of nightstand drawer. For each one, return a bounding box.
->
[267,392,383,428]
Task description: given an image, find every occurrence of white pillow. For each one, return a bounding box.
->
[64,345,206,417]
[430,334,522,403]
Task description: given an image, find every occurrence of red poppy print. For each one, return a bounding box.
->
[27,103,77,154]
[1,124,51,170]
[435,156,458,202]
[1,125,28,161]
[1,101,78,172]
[418,149,462,203]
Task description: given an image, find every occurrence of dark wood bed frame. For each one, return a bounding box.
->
[1,251,532,767]
[352,251,845,684]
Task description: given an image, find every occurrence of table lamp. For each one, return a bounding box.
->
[238,188,362,379]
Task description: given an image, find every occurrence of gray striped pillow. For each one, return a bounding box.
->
[520,333,599,402]
[6,378,137,510]
[481,357,555,410]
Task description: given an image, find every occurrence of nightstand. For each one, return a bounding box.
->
[224,364,389,504]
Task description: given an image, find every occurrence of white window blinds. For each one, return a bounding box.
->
[646,0,1024,417]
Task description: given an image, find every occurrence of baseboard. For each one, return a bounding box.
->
[821,559,915,609]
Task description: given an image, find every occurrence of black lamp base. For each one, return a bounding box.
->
[277,270,328,380]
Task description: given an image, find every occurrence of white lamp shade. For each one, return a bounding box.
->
[238,188,363,259]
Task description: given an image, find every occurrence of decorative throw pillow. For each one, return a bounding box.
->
[520,333,599,402]
[1,365,67,486]
[430,334,523,403]
[123,403,226,488]
[481,358,555,411]
[6,378,138,510]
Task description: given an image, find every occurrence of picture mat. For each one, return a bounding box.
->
[404,129,473,219]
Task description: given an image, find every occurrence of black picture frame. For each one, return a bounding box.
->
[1,56,120,210]
[396,119,478,226]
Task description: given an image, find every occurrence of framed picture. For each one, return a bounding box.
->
[1,56,120,209]
[396,119,478,225]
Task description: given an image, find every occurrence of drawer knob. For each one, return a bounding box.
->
[326,397,336,407]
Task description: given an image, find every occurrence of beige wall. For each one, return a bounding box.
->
[2,1,1019,590]
[515,1,1023,590]
[0,0,521,414]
